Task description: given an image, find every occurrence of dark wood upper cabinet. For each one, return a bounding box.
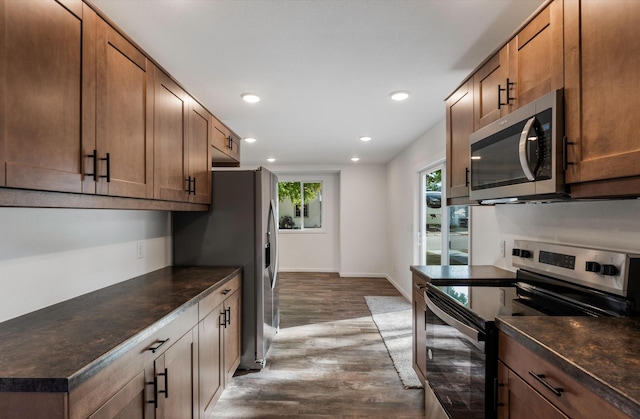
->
[507,0,563,110]
[473,1,563,130]
[188,101,212,204]
[446,80,474,203]
[212,116,241,166]
[564,0,640,197]
[95,18,154,199]
[0,0,94,194]
[473,46,509,130]
[0,0,229,210]
[153,68,189,202]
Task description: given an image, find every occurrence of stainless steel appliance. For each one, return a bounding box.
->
[469,89,566,203]
[172,167,279,370]
[423,240,640,419]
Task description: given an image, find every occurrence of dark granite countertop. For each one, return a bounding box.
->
[497,316,640,418]
[410,264,516,285]
[0,266,240,393]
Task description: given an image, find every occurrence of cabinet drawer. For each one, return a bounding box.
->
[69,304,198,419]
[498,332,630,419]
[199,273,242,321]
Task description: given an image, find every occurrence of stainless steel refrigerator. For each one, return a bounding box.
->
[172,167,279,370]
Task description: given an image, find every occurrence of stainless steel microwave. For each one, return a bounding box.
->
[469,89,566,203]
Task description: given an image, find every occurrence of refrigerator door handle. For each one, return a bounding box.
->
[268,199,279,290]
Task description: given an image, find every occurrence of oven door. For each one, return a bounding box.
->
[424,287,495,419]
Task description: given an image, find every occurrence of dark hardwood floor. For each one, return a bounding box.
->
[212,272,426,418]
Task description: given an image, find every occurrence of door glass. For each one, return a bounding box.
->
[425,169,442,265]
[448,205,469,265]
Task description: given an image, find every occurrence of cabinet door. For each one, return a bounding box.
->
[95,18,153,198]
[497,361,568,419]
[446,80,473,202]
[507,0,563,110]
[198,303,224,419]
[153,69,189,202]
[223,288,242,384]
[157,329,197,419]
[411,286,427,385]
[0,0,94,193]
[473,46,509,129]
[211,117,240,166]
[564,0,640,196]
[188,100,212,204]
[89,367,155,419]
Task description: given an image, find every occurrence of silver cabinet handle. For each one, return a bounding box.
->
[424,291,480,342]
[518,116,537,181]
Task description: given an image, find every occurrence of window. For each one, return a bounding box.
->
[278,181,322,230]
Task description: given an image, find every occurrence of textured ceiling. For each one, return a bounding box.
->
[91,0,545,166]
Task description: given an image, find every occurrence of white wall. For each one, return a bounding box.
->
[276,171,340,272]
[471,199,640,269]
[0,208,171,322]
[339,164,388,277]
[386,119,446,299]
[262,164,389,278]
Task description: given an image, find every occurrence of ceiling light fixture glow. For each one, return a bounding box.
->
[389,90,410,101]
[359,136,372,142]
[244,137,257,143]
[241,93,261,103]
[351,157,360,162]
[267,158,275,163]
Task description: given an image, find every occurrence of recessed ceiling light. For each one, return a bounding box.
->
[389,90,410,101]
[351,157,360,162]
[267,158,276,163]
[359,136,372,142]
[241,93,261,103]
[244,137,257,143]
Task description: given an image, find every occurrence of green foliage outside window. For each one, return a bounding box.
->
[278,182,322,205]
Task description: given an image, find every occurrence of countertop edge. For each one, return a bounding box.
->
[496,317,640,418]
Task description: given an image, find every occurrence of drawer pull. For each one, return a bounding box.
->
[148,338,170,354]
[221,288,232,295]
[220,309,228,328]
[147,376,158,408]
[226,307,231,326]
[529,371,564,397]
[158,368,169,398]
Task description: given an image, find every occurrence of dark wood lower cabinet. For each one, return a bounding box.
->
[411,274,427,385]
[498,332,631,419]
[0,272,241,419]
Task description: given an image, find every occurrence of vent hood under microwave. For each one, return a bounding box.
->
[469,89,568,204]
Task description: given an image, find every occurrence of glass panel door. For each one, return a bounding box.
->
[419,164,470,266]
[422,167,443,265]
[448,205,469,265]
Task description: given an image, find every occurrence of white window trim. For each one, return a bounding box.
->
[277,180,325,233]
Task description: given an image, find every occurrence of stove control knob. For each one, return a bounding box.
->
[519,250,532,259]
[512,248,521,257]
[585,261,601,273]
[601,264,618,276]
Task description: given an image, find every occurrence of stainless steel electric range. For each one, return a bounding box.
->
[423,240,640,419]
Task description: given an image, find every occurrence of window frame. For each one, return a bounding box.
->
[277,180,325,233]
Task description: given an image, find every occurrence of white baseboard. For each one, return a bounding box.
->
[278,268,338,273]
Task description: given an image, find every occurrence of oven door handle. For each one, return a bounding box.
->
[424,291,481,342]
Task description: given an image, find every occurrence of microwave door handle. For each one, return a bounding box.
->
[424,291,481,342]
[518,116,537,181]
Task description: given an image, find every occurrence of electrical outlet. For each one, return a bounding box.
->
[499,240,505,257]
[499,288,506,307]
[137,241,144,259]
